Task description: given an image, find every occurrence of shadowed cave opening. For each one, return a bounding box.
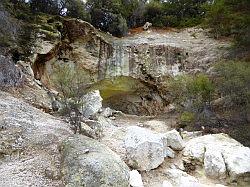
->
[91,76,166,115]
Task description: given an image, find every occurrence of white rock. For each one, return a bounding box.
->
[165,147,175,158]
[81,90,103,118]
[80,122,96,138]
[181,131,203,140]
[143,22,152,30]
[162,180,173,187]
[204,148,227,179]
[129,170,144,187]
[101,107,114,118]
[222,146,250,181]
[124,126,165,171]
[163,129,185,151]
[183,134,250,182]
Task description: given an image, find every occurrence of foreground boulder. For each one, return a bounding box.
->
[0,91,72,187]
[61,135,130,187]
[124,126,165,171]
[121,126,185,171]
[183,134,250,184]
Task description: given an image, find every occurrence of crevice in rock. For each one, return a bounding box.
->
[221,153,230,178]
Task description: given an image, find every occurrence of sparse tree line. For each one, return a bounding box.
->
[1,0,249,47]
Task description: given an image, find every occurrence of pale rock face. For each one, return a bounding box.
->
[129,170,144,187]
[183,134,250,182]
[61,135,130,187]
[204,148,227,179]
[163,129,185,151]
[143,120,169,133]
[124,126,165,171]
[81,90,103,118]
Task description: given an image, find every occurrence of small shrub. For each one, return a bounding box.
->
[180,111,195,126]
[215,61,250,111]
[52,65,90,133]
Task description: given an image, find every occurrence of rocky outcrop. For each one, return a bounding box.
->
[0,91,72,187]
[183,134,250,184]
[60,135,130,187]
[24,17,230,115]
[31,18,112,87]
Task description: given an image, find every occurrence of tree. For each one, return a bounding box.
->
[90,8,128,36]
[62,0,90,21]
[168,73,214,110]
[205,0,250,49]
[30,0,61,15]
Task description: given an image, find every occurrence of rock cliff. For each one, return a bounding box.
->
[25,18,230,115]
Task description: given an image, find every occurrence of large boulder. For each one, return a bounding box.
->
[81,90,103,118]
[61,135,130,187]
[0,91,72,187]
[183,134,250,183]
[124,126,165,171]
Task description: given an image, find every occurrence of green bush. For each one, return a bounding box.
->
[180,111,195,125]
[167,73,214,110]
[215,61,250,110]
